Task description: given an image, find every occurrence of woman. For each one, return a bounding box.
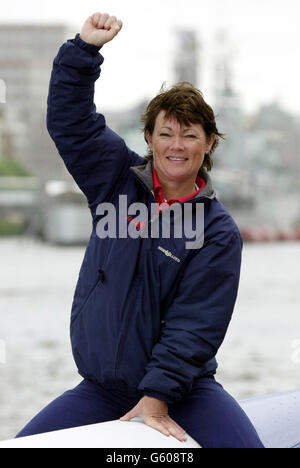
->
[16,12,264,448]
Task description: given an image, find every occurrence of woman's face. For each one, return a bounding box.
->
[147,110,215,185]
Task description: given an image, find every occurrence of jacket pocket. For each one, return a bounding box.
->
[71,273,102,326]
[113,274,145,380]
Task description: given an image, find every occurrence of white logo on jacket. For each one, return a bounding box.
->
[157,246,181,263]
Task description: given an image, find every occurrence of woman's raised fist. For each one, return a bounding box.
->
[80,12,123,47]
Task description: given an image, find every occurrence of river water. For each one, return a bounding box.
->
[0,237,299,441]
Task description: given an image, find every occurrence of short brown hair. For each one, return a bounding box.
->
[141,82,224,171]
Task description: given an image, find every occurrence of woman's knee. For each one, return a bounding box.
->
[15,380,104,438]
[169,378,265,448]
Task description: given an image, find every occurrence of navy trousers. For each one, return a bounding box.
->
[16,377,264,448]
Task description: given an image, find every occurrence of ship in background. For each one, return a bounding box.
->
[0,24,299,244]
[104,28,300,243]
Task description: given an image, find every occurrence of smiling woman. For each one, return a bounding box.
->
[15,11,265,448]
[142,82,224,170]
[141,83,225,201]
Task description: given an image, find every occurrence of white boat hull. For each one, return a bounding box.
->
[0,391,299,448]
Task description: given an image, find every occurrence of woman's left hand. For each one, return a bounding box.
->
[120,396,187,442]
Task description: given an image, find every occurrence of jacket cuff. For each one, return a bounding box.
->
[142,390,176,406]
[73,33,102,56]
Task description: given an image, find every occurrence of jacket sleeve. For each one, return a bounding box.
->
[138,230,243,405]
[47,34,141,211]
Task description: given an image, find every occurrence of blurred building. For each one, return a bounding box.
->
[0,79,5,103]
[212,28,300,228]
[212,30,246,171]
[247,102,300,178]
[0,24,71,182]
[173,30,199,86]
[0,108,14,160]
[105,100,148,158]
[243,102,300,229]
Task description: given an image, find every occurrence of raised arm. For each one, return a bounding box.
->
[47,13,141,211]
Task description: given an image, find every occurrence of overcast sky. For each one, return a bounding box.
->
[1,0,300,115]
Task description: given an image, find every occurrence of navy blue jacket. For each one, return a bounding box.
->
[47,34,243,405]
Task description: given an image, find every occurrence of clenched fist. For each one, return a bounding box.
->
[80,12,123,47]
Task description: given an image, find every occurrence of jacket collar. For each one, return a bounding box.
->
[130,159,216,201]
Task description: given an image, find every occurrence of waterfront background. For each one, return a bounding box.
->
[1,0,300,443]
[0,237,299,441]
[1,0,300,241]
